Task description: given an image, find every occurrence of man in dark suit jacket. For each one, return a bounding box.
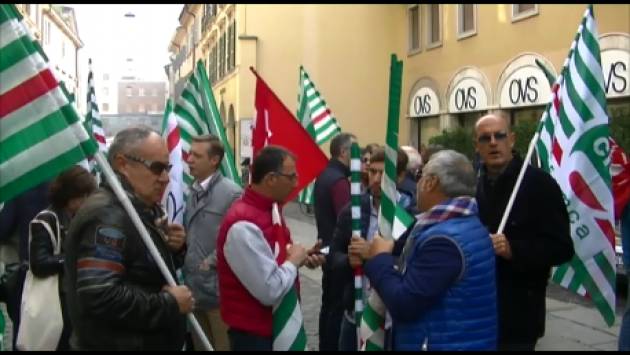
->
[474,112,573,350]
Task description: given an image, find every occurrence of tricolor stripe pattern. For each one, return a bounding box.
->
[160,99,186,225]
[535,5,616,326]
[0,4,97,203]
[296,66,341,205]
[174,60,240,186]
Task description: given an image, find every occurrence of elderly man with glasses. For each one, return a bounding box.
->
[474,112,573,351]
[216,145,324,350]
[64,126,193,350]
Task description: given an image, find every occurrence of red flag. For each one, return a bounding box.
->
[610,138,630,220]
[250,67,329,203]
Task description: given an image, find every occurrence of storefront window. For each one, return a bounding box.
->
[609,99,630,152]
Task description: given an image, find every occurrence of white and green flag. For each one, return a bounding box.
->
[296,66,341,205]
[0,3,97,203]
[174,60,240,187]
[360,54,414,351]
[271,203,307,351]
[535,5,616,326]
[84,58,107,179]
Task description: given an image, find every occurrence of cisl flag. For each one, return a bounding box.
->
[250,67,328,203]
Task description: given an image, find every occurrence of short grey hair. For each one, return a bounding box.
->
[107,125,157,165]
[423,150,476,197]
[401,145,422,172]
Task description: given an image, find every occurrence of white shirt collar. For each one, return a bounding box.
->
[194,172,217,192]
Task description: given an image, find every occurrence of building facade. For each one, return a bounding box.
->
[16,4,84,112]
[405,4,630,148]
[117,81,168,115]
[168,4,629,162]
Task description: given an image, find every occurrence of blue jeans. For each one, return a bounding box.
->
[339,315,358,351]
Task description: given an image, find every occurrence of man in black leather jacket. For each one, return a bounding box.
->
[64,126,193,350]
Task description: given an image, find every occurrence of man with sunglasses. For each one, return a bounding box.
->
[64,126,192,350]
[183,135,242,351]
[474,112,573,351]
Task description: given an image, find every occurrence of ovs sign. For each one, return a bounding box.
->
[499,67,551,108]
[409,87,440,117]
[601,49,629,98]
[448,78,488,113]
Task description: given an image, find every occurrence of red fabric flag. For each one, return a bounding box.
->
[610,138,630,220]
[250,67,329,203]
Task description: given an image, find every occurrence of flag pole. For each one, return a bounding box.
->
[495,10,586,234]
[94,152,213,351]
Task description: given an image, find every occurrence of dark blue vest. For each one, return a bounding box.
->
[313,159,350,246]
[394,216,497,350]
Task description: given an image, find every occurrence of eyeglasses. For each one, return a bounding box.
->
[273,171,299,181]
[477,131,508,144]
[368,168,384,175]
[124,154,172,175]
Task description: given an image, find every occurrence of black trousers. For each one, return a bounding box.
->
[228,328,272,351]
[318,268,344,351]
[498,340,537,351]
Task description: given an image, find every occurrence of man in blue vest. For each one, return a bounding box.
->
[353,150,498,350]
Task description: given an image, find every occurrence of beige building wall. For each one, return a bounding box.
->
[170,4,629,160]
[404,4,630,146]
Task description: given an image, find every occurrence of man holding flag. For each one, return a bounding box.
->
[355,150,498,350]
[475,112,574,350]
[313,132,356,351]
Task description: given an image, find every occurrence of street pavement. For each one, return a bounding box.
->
[283,202,625,351]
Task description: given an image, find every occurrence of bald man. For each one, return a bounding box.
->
[473,112,573,351]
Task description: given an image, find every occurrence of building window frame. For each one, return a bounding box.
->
[457,4,477,40]
[511,4,539,23]
[408,4,421,56]
[426,4,442,50]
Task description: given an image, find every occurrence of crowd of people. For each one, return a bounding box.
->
[5,110,628,351]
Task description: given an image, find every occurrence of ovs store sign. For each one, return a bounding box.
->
[601,49,629,98]
[409,87,440,117]
[499,66,551,108]
[448,78,488,113]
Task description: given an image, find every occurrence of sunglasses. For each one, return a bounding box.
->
[477,131,508,144]
[124,154,172,175]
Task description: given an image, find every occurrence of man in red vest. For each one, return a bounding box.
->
[216,145,324,350]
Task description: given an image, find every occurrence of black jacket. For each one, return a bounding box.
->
[64,178,186,350]
[314,159,350,247]
[476,155,573,344]
[29,207,72,350]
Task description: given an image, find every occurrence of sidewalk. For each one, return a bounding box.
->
[283,203,624,351]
